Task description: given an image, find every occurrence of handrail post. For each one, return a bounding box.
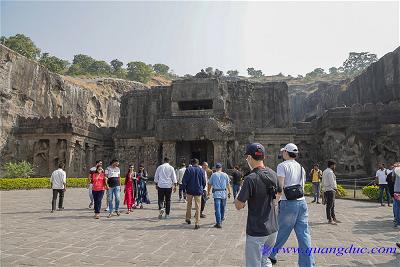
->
[354,178,357,199]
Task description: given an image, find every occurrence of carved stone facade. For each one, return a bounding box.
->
[1,117,115,177]
[114,78,293,175]
[1,81,399,179]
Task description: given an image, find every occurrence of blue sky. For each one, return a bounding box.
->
[1,1,399,76]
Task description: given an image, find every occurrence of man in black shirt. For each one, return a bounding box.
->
[235,143,280,267]
[231,165,242,200]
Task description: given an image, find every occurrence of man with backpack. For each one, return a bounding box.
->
[235,143,280,267]
[269,143,315,266]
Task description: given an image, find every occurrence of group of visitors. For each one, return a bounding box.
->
[375,162,400,228]
[48,141,400,267]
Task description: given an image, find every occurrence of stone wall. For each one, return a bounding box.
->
[3,116,114,177]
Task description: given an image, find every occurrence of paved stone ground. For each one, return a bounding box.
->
[0,188,399,266]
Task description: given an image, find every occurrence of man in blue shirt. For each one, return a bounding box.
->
[182,158,207,230]
[208,163,232,228]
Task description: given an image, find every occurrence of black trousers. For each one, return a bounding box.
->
[52,189,65,211]
[201,190,207,213]
[92,190,104,214]
[324,190,336,221]
[157,187,172,215]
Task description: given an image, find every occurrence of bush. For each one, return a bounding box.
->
[304,182,346,198]
[0,177,126,190]
[3,161,34,178]
[362,185,388,200]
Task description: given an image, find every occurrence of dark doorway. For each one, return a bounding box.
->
[176,140,214,165]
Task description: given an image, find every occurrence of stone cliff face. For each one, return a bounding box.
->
[0,44,147,153]
[289,80,349,122]
[289,46,400,122]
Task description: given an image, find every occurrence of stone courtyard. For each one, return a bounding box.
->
[0,188,399,267]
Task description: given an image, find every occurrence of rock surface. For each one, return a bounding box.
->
[0,44,147,153]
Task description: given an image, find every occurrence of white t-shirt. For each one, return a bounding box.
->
[277,159,306,201]
[154,163,177,188]
[376,169,387,185]
[105,166,120,178]
[50,168,66,189]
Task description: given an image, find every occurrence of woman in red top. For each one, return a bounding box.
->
[91,166,108,219]
[124,165,136,214]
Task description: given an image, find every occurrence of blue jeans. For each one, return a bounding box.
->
[232,184,241,199]
[312,182,320,202]
[214,198,226,224]
[378,184,390,205]
[394,198,400,226]
[270,199,315,267]
[108,186,120,213]
[245,232,277,267]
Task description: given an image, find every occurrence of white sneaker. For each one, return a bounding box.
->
[165,214,169,219]
[158,208,165,219]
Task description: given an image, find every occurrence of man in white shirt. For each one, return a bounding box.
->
[269,143,315,267]
[50,163,67,212]
[105,159,121,217]
[154,157,177,219]
[177,162,187,202]
[322,160,340,225]
[376,163,391,207]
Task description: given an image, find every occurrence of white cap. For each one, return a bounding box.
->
[280,143,299,154]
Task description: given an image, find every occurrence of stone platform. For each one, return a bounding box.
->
[0,188,399,266]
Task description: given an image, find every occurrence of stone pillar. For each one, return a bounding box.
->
[66,140,75,177]
[213,141,227,167]
[87,144,95,170]
[162,142,176,167]
[48,139,58,174]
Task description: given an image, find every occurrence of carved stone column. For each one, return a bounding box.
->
[213,141,227,168]
[162,142,176,167]
[48,139,58,174]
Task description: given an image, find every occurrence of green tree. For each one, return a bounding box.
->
[153,63,170,75]
[127,61,154,83]
[247,67,263,78]
[329,67,338,74]
[342,52,378,76]
[110,59,123,72]
[39,53,69,74]
[67,54,96,75]
[305,68,325,78]
[3,161,34,178]
[1,34,40,60]
[227,70,239,77]
[87,60,112,75]
[205,67,214,75]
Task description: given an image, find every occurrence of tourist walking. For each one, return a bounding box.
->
[136,164,149,208]
[124,165,135,214]
[154,157,177,219]
[231,165,243,200]
[182,158,207,229]
[376,163,391,207]
[310,164,322,204]
[177,162,187,202]
[88,160,103,209]
[208,163,231,228]
[322,160,340,225]
[201,162,212,218]
[91,165,108,219]
[393,162,400,228]
[50,163,67,212]
[105,159,121,218]
[269,143,315,267]
[235,143,280,267]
